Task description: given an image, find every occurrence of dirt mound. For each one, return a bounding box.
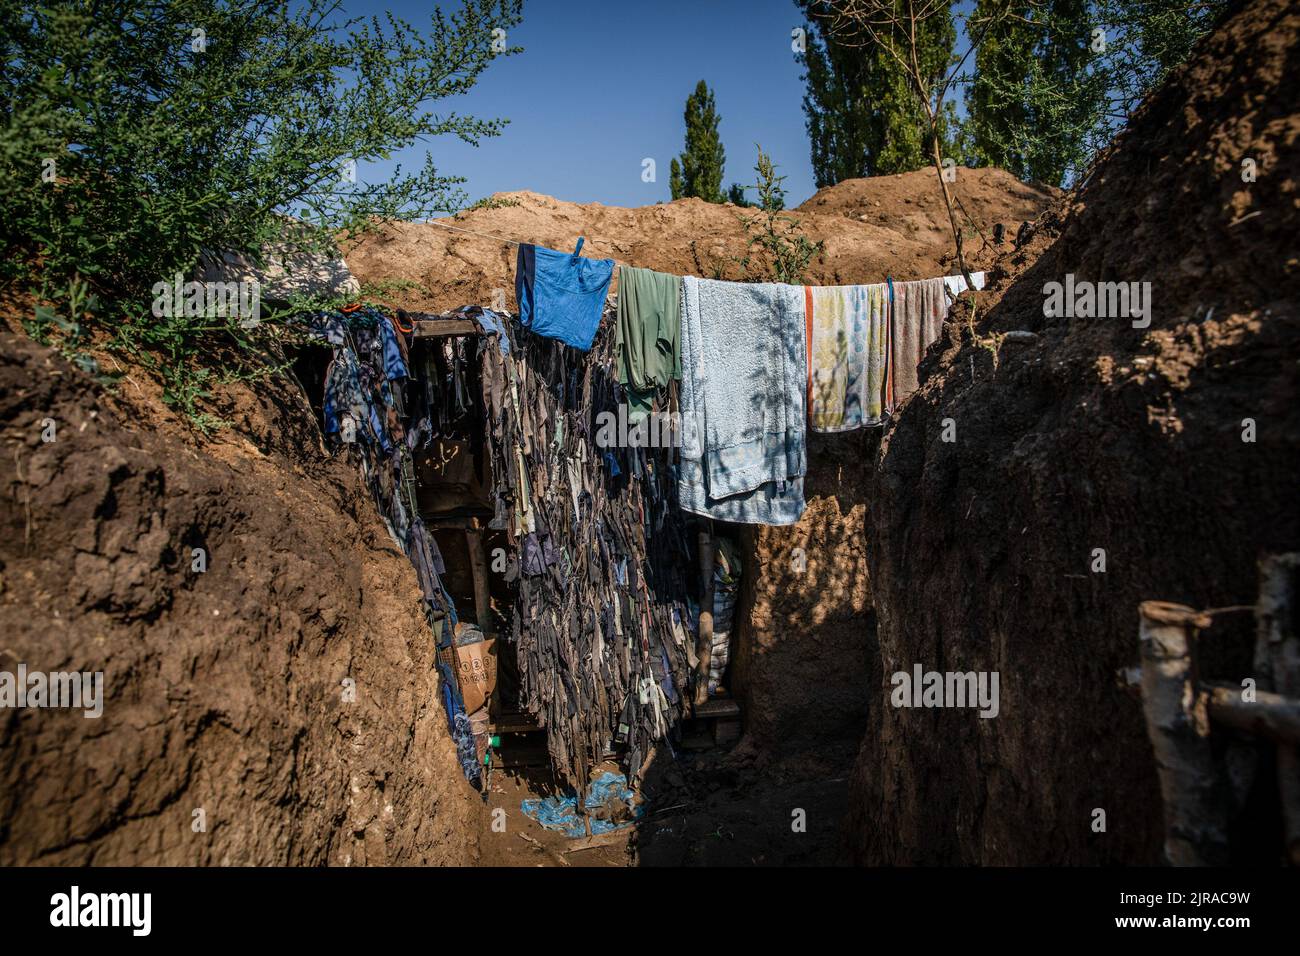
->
[344,167,1055,313]
[847,0,1299,864]
[0,332,481,864]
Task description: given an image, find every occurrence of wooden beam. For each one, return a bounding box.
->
[1138,600,1227,866]
[1257,553,1300,864]
[1204,683,1300,744]
[465,526,493,634]
[412,318,477,339]
[694,525,715,709]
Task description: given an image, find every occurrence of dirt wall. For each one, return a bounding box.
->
[733,434,878,768]
[0,331,481,865]
[847,0,1300,865]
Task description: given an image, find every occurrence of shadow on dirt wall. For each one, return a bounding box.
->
[733,431,881,761]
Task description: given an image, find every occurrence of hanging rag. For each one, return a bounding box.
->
[515,237,614,351]
[886,275,948,413]
[942,271,985,300]
[806,282,888,431]
[677,276,807,526]
[615,265,682,420]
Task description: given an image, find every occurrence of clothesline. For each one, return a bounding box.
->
[423,223,985,527]
[419,216,981,291]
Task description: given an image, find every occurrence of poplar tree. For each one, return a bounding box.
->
[965,0,1228,187]
[669,80,726,203]
[796,0,959,186]
[966,0,1098,186]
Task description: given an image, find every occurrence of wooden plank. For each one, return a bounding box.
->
[1205,684,1300,744]
[466,527,493,633]
[694,698,740,718]
[564,830,631,853]
[421,511,492,528]
[491,716,543,734]
[412,318,477,338]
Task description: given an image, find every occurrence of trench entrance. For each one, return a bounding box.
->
[292,312,877,866]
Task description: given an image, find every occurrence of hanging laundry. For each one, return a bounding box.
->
[678,276,808,526]
[614,265,682,421]
[463,305,512,356]
[707,536,742,695]
[515,237,614,351]
[886,275,949,413]
[806,282,888,432]
[477,314,693,788]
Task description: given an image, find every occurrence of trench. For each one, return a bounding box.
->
[289,315,882,867]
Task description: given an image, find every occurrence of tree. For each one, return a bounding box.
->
[738,147,820,283]
[966,0,1103,187]
[966,1,1036,179]
[796,0,959,186]
[727,182,754,207]
[1083,0,1229,161]
[824,1,1021,283]
[669,80,726,203]
[0,0,521,328]
[965,0,1228,187]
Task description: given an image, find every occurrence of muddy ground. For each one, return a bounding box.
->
[476,738,855,867]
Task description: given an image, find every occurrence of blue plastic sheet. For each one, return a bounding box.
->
[520,771,644,838]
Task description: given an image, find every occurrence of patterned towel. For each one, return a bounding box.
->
[806,283,888,431]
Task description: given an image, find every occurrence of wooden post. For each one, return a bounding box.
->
[694,524,715,709]
[1138,600,1227,866]
[1257,553,1300,865]
[466,523,493,634]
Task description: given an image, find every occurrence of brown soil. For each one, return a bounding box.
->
[474,742,853,868]
[344,165,1055,313]
[847,0,1300,865]
[0,330,482,864]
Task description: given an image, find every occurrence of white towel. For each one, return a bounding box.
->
[678,276,807,526]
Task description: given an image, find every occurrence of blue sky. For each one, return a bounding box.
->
[354,1,977,210]
[356,0,822,209]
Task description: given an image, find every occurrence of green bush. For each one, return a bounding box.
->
[1,0,521,425]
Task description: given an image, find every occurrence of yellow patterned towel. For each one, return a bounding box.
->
[807,283,888,431]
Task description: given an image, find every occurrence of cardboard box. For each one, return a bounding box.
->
[455,638,497,714]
